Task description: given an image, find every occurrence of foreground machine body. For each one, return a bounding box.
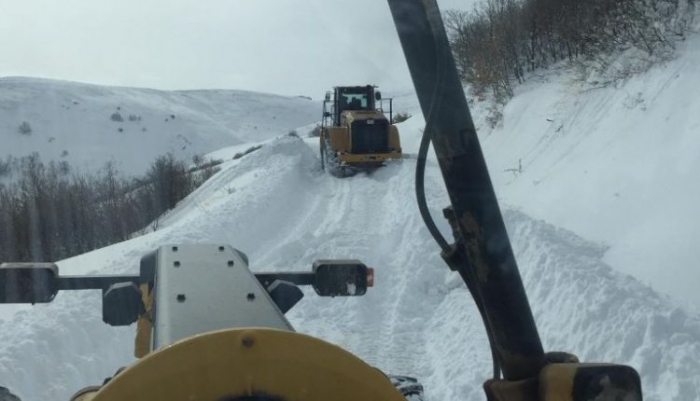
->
[0,1,643,400]
[0,245,422,401]
[320,85,402,176]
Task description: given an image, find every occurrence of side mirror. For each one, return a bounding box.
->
[323,111,332,118]
[325,91,331,102]
[538,363,642,401]
[312,260,373,296]
[375,91,382,101]
[0,263,59,304]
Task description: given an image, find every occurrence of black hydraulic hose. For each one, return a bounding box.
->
[408,0,502,379]
[413,5,450,254]
[416,120,450,253]
[417,97,501,379]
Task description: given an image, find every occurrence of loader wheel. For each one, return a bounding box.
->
[387,375,425,401]
[320,141,326,171]
[336,166,356,178]
[320,139,358,178]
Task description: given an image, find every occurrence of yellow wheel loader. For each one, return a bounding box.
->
[0,1,643,400]
[320,85,402,177]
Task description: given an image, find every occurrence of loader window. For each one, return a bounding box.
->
[341,94,368,110]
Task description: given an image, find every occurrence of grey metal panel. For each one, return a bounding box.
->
[152,244,293,349]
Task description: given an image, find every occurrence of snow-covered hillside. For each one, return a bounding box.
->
[474,35,700,312]
[386,33,700,313]
[0,77,320,175]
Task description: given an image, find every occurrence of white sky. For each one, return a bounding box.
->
[0,0,472,98]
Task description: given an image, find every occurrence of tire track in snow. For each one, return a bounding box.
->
[278,158,458,388]
[255,157,440,381]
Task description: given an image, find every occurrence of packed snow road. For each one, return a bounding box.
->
[0,136,698,400]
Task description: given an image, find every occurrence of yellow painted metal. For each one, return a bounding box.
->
[322,108,402,166]
[134,283,153,358]
[93,328,406,401]
[70,386,100,401]
[327,127,349,152]
[389,125,401,151]
[538,363,576,401]
[343,109,385,125]
[482,377,538,401]
[338,152,402,163]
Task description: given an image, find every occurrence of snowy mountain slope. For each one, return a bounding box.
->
[472,35,700,311]
[0,77,320,175]
[1,134,699,401]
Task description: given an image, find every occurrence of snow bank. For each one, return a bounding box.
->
[507,210,700,400]
[479,36,700,311]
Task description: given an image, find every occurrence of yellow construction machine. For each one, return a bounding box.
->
[0,251,423,401]
[320,85,402,177]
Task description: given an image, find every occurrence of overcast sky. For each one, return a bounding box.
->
[0,0,471,98]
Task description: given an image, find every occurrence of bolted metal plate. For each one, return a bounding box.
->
[151,244,293,349]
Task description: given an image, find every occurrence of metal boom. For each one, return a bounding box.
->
[386,0,546,381]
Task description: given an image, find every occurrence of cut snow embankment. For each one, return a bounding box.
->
[0,136,698,401]
[474,35,700,312]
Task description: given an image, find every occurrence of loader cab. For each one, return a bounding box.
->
[329,85,377,126]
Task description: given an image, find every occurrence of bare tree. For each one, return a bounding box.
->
[444,0,691,109]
